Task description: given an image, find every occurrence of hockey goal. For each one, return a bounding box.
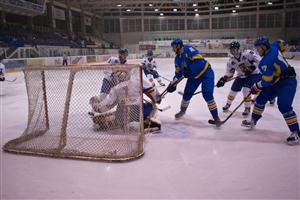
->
[3,64,145,161]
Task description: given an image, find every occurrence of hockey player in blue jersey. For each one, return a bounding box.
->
[242,36,299,145]
[166,38,221,126]
[140,49,165,87]
[268,39,289,105]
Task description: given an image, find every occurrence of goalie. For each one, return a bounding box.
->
[89,72,162,133]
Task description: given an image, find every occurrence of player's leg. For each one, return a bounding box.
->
[201,68,221,125]
[242,74,261,116]
[241,88,272,128]
[153,71,165,86]
[143,102,161,132]
[223,78,243,112]
[175,78,201,119]
[276,78,300,145]
[144,69,155,87]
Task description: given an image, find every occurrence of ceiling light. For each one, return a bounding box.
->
[160,13,164,16]
[154,8,159,11]
[126,9,131,12]
[214,6,219,10]
[117,4,122,7]
[194,8,198,11]
[195,13,199,16]
[267,1,273,5]
[149,4,153,7]
[193,3,197,7]
[173,8,177,11]
[232,10,236,13]
[239,0,243,2]
[235,5,239,8]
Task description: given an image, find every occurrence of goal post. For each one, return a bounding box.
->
[3,64,145,161]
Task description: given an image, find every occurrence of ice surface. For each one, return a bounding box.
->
[1,58,300,199]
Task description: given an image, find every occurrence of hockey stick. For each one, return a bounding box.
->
[178,76,240,96]
[160,76,172,82]
[157,105,171,112]
[160,76,184,98]
[5,77,17,82]
[285,55,295,60]
[208,93,251,125]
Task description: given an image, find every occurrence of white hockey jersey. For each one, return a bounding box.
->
[226,50,261,78]
[0,62,5,78]
[140,58,158,71]
[95,73,158,113]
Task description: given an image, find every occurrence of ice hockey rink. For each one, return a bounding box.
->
[1,57,300,199]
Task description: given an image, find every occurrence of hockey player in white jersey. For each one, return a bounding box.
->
[89,71,162,133]
[216,41,261,116]
[140,49,165,87]
[0,59,5,82]
[98,48,130,101]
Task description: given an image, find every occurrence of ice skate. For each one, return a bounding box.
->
[175,110,185,119]
[208,116,222,127]
[242,107,251,117]
[158,81,166,86]
[144,118,161,133]
[241,119,256,129]
[286,131,300,145]
[222,103,231,112]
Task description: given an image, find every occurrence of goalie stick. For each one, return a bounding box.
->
[208,93,251,126]
[5,77,17,82]
[178,76,240,96]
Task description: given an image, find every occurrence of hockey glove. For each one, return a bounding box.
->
[0,77,5,81]
[166,82,177,93]
[216,76,228,88]
[244,66,256,76]
[250,82,262,94]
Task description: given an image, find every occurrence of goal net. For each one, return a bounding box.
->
[3,65,145,161]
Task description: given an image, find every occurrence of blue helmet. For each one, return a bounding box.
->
[254,36,270,49]
[118,48,128,55]
[171,38,183,48]
[229,41,240,49]
[146,49,153,57]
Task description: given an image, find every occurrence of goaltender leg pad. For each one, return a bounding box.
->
[92,110,119,131]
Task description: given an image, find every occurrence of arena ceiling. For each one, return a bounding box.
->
[57,0,300,17]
